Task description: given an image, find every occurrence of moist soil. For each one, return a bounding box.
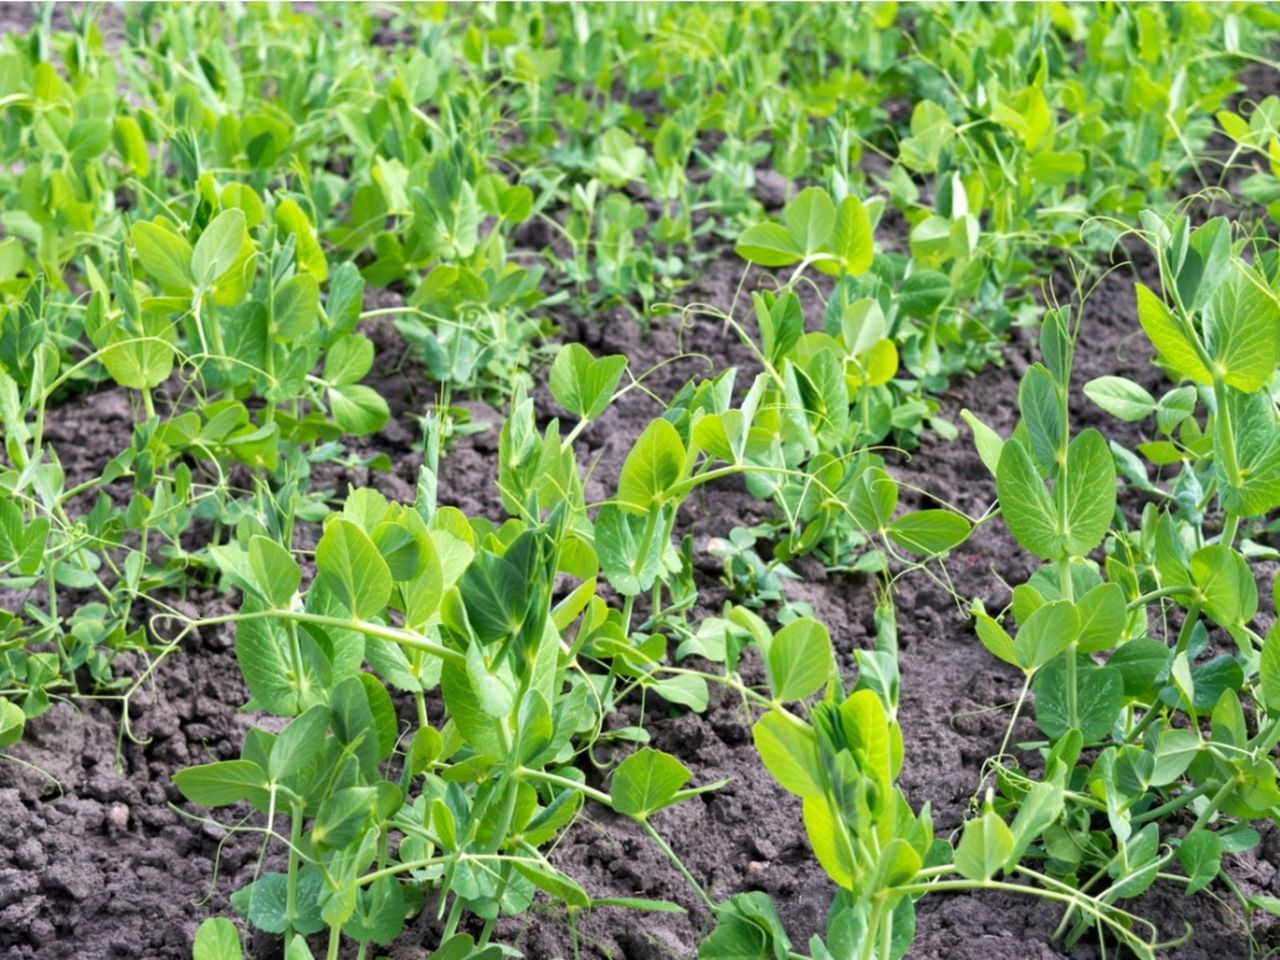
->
[5,241,1280,960]
[5,10,1280,960]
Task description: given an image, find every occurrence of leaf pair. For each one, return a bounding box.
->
[736,187,873,276]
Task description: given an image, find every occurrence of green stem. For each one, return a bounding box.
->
[1220,512,1240,549]
[515,767,613,808]
[186,609,465,666]
[1174,604,1202,657]
[639,818,715,911]
[1190,775,1241,831]
[1123,703,1163,745]
[1126,584,1197,610]
[284,801,304,950]
[1133,779,1217,826]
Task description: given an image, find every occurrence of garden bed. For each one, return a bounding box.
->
[4,242,1278,960]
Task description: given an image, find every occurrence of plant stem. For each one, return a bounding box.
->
[186,609,465,666]
[284,801,304,951]
[639,817,715,911]
[1190,775,1241,831]
[1133,779,1217,826]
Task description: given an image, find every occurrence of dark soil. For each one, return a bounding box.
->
[3,7,1280,960]
[6,238,1280,960]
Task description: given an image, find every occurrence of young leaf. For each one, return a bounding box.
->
[830,195,873,274]
[616,419,685,514]
[193,918,242,960]
[1204,264,1280,392]
[752,710,824,799]
[1217,389,1280,516]
[248,535,300,607]
[784,187,836,255]
[885,509,970,556]
[954,809,1015,882]
[173,759,269,808]
[1013,601,1079,672]
[1006,782,1064,868]
[0,701,24,748]
[549,343,628,421]
[192,209,247,289]
[1191,544,1257,629]
[268,705,330,781]
[961,408,1004,477]
[735,222,803,267]
[996,439,1060,560]
[610,748,691,820]
[766,618,831,701]
[133,221,194,293]
[1084,376,1157,422]
[273,272,320,342]
[1063,429,1116,556]
[1178,830,1222,895]
[315,518,393,619]
[1135,282,1211,384]
[1262,624,1280,716]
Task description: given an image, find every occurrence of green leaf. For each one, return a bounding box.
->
[954,809,1015,882]
[885,509,970,556]
[1034,659,1124,742]
[752,710,823,799]
[1205,264,1279,392]
[1018,365,1062,474]
[273,272,320,342]
[133,221,194,292]
[328,383,389,436]
[173,759,269,808]
[766,618,831,701]
[248,536,300,607]
[1075,583,1126,653]
[235,601,320,716]
[596,503,669,596]
[0,700,25,748]
[961,408,1004,477]
[831,195,873,274]
[269,704,330,781]
[549,343,628,421]
[314,785,377,850]
[1151,727,1201,786]
[610,748,691,820]
[324,334,375,387]
[974,611,1018,669]
[616,418,685,514]
[847,466,898,532]
[1136,282,1211,384]
[1178,830,1222,895]
[996,439,1060,560]
[192,209,247,288]
[1218,388,1280,516]
[232,870,326,936]
[511,859,590,909]
[1007,782,1064,868]
[276,198,327,280]
[193,917,242,960]
[1262,624,1280,716]
[1192,544,1257,629]
[315,518,393,619]
[1084,376,1157,421]
[1063,429,1116,556]
[785,187,836,255]
[1013,601,1079,672]
[735,222,802,267]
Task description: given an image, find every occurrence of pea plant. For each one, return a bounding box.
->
[967,212,1280,950]
[698,608,1172,960]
